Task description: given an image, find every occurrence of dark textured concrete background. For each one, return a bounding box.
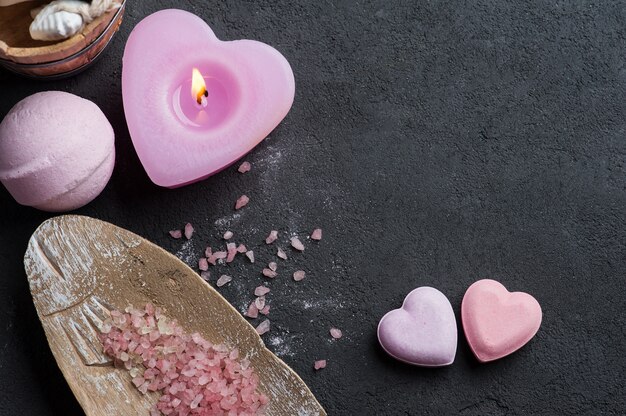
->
[1,1,625,415]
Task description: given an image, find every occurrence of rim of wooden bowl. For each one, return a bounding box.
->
[0,10,123,79]
[0,0,126,65]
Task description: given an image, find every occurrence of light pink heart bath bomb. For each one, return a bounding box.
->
[462,279,542,363]
[378,287,457,367]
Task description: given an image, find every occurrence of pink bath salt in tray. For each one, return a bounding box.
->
[99,304,269,415]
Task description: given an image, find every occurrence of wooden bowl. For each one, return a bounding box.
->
[0,0,125,78]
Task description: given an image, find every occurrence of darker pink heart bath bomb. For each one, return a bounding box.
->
[462,279,542,363]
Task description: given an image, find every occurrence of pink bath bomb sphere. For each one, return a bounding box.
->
[0,91,115,212]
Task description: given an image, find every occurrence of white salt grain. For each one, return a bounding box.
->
[223,231,234,240]
[268,262,277,272]
[293,270,306,281]
[277,248,288,260]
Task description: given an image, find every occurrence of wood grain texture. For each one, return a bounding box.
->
[24,215,326,416]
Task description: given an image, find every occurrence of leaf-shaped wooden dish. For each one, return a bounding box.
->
[24,215,326,416]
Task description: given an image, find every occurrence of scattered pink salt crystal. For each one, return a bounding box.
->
[226,242,237,263]
[184,223,194,239]
[245,302,259,318]
[255,296,266,310]
[277,247,288,260]
[237,244,247,253]
[291,237,305,251]
[169,229,182,239]
[311,228,323,241]
[245,250,255,263]
[198,258,208,271]
[200,271,211,281]
[260,305,270,316]
[330,328,343,339]
[314,360,327,370]
[235,195,250,210]
[293,270,306,281]
[238,161,251,173]
[255,319,270,335]
[265,230,278,244]
[213,251,227,259]
[255,286,271,297]
[216,275,232,287]
[223,231,233,240]
[262,268,278,278]
[268,262,277,272]
[204,246,212,257]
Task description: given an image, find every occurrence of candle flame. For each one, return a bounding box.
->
[191,68,208,106]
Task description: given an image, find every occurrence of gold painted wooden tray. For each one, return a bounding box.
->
[24,215,326,416]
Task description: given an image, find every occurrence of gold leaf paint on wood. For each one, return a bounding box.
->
[24,215,326,416]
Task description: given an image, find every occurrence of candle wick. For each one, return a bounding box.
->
[197,88,209,107]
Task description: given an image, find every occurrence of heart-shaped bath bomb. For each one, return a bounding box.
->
[122,9,295,187]
[377,287,457,367]
[462,279,542,362]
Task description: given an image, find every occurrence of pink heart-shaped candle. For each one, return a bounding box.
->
[377,287,457,367]
[462,279,542,363]
[122,10,295,187]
